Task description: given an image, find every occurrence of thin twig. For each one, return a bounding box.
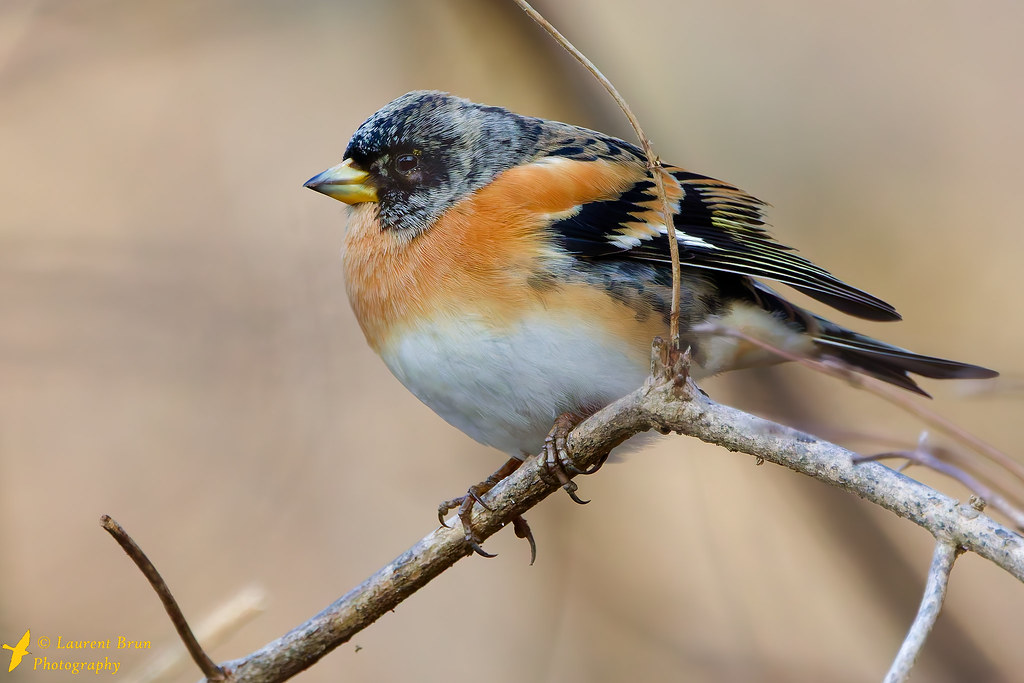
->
[956,376,1024,398]
[694,322,1024,485]
[511,0,682,347]
[884,542,961,683]
[811,427,1024,529]
[99,515,225,682]
[856,435,1024,530]
[134,585,266,683]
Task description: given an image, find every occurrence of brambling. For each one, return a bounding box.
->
[305,91,996,554]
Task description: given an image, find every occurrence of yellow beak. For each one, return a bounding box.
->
[303,158,378,204]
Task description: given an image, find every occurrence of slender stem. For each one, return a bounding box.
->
[857,448,1024,530]
[884,542,961,683]
[695,322,1024,486]
[511,0,682,347]
[100,515,225,681]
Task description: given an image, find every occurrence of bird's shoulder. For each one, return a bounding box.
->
[506,128,899,321]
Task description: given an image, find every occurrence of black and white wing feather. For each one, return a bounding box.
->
[550,165,901,322]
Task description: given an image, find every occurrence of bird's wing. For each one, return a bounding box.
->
[15,631,29,651]
[547,162,901,322]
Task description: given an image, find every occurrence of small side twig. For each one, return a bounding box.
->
[856,433,1024,530]
[512,0,682,347]
[884,541,962,683]
[695,322,1023,485]
[99,515,224,682]
[134,585,266,683]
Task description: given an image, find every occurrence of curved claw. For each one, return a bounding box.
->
[547,458,591,505]
[562,481,590,505]
[581,452,610,476]
[468,540,497,559]
[469,488,493,512]
[512,516,537,565]
[560,460,588,476]
[437,498,462,528]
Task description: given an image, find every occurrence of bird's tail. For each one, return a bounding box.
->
[749,282,998,396]
[810,318,997,396]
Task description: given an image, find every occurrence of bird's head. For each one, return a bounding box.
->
[304,91,543,234]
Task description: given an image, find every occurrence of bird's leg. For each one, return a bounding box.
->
[540,412,609,505]
[438,456,536,561]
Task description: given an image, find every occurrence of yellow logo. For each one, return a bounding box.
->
[0,630,145,675]
[2,629,31,672]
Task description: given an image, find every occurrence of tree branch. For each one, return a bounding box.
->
[192,342,1022,682]
[884,542,962,683]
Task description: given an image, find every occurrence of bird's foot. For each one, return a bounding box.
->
[438,456,536,562]
[539,412,609,505]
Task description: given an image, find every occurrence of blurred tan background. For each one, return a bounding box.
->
[3,1,1023,681]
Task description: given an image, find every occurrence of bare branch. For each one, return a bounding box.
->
[199,342,1024,682]
[99,515,225,682]
[511,0,683,346]
[884,542,962,683]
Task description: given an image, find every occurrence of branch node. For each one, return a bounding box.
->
[649,337,691,390]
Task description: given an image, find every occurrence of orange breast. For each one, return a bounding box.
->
[342,157,642,351]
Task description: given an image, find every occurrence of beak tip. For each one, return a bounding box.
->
[302,159,377,204]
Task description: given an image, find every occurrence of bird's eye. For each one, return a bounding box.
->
[396,154,418,174]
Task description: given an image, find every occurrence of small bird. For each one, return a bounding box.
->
[3,629,30,672]
[305,91,996,551]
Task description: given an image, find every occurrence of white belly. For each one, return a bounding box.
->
[379,313,650,456]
